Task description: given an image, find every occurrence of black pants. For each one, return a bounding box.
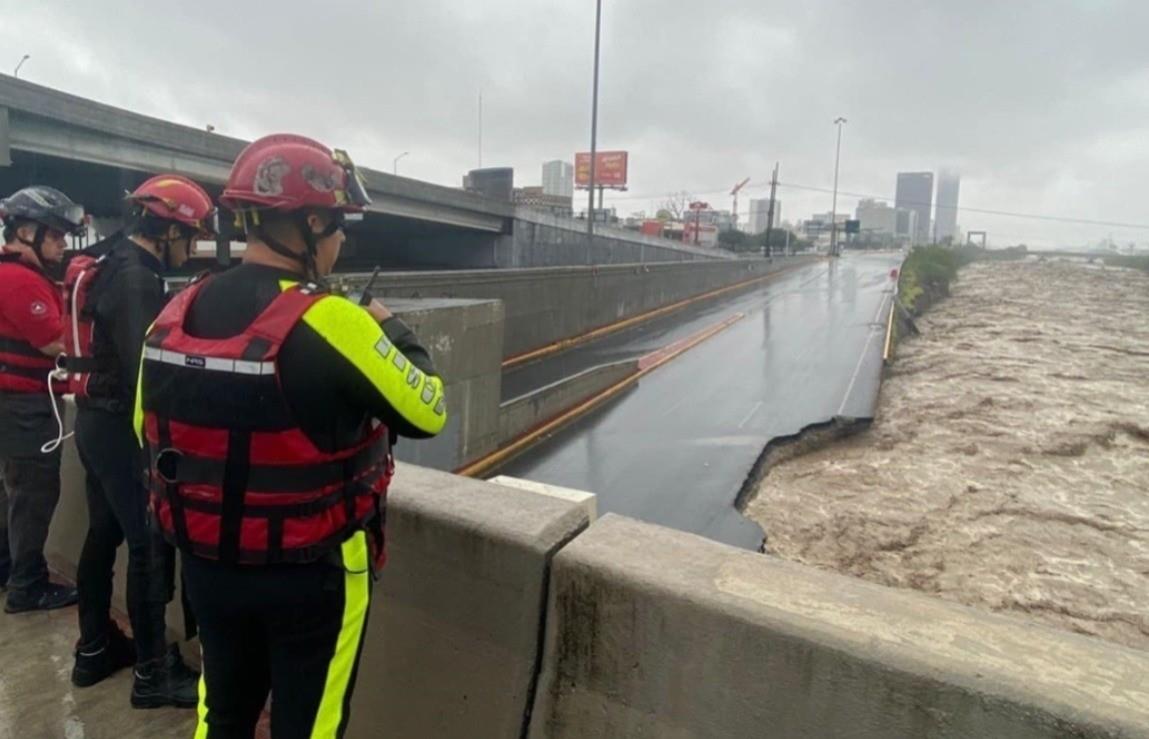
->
[183,532,373,739]
[74,407,172,663]
[0,450,62,593]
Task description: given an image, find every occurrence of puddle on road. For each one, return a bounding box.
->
[744,260,1149,650]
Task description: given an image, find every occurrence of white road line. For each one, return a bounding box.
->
[738,400,764,429]
[660,395,689,417]
[837,290,893,416]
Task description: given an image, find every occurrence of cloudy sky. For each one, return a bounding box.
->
[6,0,1149,247]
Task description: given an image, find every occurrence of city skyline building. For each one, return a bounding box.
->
[748,198,781,234]
[542,160,574,198]
[935,169,961,242]
[895,171,934,244]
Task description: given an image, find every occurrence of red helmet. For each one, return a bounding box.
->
[129,175,217,236]
[220,134,371,214]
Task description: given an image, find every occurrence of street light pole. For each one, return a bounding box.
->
[830,116,847,258]
[393,151,409,176]
[13,55,30,78]
[586,0,603,264]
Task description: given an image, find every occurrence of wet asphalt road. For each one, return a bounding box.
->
[502,260,822,401]
[498,252,904,550]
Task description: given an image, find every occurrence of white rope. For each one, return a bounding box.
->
[41,365,73,455]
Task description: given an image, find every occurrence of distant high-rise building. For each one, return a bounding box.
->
[894,208,918,243]
[895,172,934,244]
[934,170,960,243]
[464,167,514,201]
[689,208,735,232]
[856,199,897,237]
[542,160,574,198]
[748,198,781,234]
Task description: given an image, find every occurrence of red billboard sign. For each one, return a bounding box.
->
[641,220,664,237]
[575,151,629,188]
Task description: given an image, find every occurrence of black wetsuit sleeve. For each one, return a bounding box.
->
[102,264,165,401]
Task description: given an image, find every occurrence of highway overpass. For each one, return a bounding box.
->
[0,75,727,270]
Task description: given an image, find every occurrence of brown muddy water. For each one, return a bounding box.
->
[744,259,1149,650]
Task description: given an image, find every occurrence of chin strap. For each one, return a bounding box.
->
[249,211,326,283]
[17,223,48,264]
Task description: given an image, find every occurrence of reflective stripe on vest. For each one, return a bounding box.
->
[141,279,391,566]
[142,346,276,376]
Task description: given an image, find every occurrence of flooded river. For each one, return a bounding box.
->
[744,259,1149,650]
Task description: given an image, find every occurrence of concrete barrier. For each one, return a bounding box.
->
[349,464,590,739]
[489,476,598,523]
[528,514,1149,739]
[497,360,638,447]
[350,256,816,359]
[502,211,735,267]
[386,297,505,469]
[43,450,1149,739]
[45,446,592,739]
[44,421,189,637]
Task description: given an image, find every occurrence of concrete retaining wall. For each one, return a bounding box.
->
[387,297,504,469]
[498,360,638,447]
[528,514,1149,739]
[348,465,589,738]
[44,459,1149,738]
[355,256,815,359]
[44,427,191,636]
[44,457,591,739]
[500,211,734,268]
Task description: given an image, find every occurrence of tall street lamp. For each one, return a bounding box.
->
[830,116,847,257]
[14,55,30,78]
[393,151,409,176]
[585,0,603,263]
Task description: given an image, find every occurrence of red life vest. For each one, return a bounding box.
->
[61,253,108,398]
[0,332,56,393]
[0,258,59,394]
[140,278,392,566]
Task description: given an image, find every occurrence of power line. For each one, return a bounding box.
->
[774,182,1149,231]
[600,180,1149,232]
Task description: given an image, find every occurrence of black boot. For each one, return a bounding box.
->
[131,644,199,709]
[72,622,137,687]
[4,581,78,613]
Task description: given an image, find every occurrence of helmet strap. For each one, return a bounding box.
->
[16,224,48,267]
[252,223,310,277]
[155,224,192,271]
[295,212,321,283]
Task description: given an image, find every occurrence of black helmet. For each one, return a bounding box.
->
[0,186,86,236]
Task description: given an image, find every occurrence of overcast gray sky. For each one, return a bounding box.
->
[6,0,1149,247]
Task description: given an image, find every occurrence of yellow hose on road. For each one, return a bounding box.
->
[458,312,745,478]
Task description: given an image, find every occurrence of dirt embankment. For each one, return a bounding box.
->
[744,259,1149,650]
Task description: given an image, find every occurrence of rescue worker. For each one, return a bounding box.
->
[70,176,214,706]
[135,134,447,738]
[0,186,84,612]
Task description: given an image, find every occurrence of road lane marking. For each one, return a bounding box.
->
[837,290,893,416]
[458,312,746,478]
[738,401,764,429]
[502,260,817,369]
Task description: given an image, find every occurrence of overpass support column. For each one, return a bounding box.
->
[0,107,10,167]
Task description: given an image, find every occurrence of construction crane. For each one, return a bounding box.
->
[730,178,751,231]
